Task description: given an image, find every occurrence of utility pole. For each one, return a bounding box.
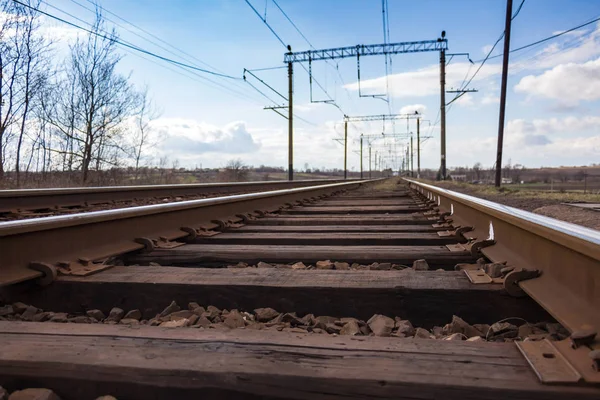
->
[360,134,364,179]
[495,0,513,187]
[287,49,294,181]
[369,145,372,179]
[417,117,421,178]
[405,146,409,176]
[410,134,414,177]
[439,34,447,180]
[344,120,348,180]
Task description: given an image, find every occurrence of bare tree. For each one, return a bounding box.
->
[131,87,160,180]
[43,7,140,183]
[0,1,21,182]
[11,0,51,185]
[222,159,249,182]
[472,162,482,181]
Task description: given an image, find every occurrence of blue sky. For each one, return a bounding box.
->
[43,0,600,171]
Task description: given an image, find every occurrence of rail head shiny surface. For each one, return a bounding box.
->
[405,179,600,254]
[0,178,354,198]
[0,179,368,286]
[405,178,600,335]
[0,180,368,237]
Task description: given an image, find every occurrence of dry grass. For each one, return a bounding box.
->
[418,179,600,230]
[370,177,402,191]
[430,180,600,203]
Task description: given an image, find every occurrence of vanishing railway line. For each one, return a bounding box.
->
[0,179,348,220]
[0,178,599,399]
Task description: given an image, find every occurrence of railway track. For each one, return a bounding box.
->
[0,178,348,220]
[0,178,599,399]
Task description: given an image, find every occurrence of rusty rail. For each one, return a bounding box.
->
[0,180,365,287]
[0,179,352,213]
[406,179,600,342]
[406,178,600,384]
[405,179,600,334]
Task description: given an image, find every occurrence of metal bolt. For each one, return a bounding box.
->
[570,329,597,349]
[78,257,91,266]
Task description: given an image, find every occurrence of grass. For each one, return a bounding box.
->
[370,177,401,191]
[427,180,600,203]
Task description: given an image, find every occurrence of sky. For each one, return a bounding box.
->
[38,0,600,171]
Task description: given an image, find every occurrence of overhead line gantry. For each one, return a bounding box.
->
[283,34,449,180]
[342,113,421,179]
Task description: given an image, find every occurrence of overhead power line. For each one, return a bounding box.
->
[450,0,525,101]
[271,0,356,107]
[13,0,241,80]
[73,0,222,75]
[452,9,600,103]
[244,0,287,48]
[244,0,343,114]
[271,0,313,48]
[37,0,277,108]
[69,0,271,107]
[486,15,600,61]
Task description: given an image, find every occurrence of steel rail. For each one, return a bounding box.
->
[0,180,366,287]
[0,179,352,213]
[404,179,600,336]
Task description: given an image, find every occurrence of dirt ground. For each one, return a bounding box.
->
[427,180,600,231]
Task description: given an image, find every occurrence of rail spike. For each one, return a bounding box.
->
[29,262,57,286]
[503,268,541,297]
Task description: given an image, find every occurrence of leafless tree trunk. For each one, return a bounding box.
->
[132,87,160,180]
[222,159,249,182]
[0,1,22,183]
[12,0,50,186]
[43,6,140,184]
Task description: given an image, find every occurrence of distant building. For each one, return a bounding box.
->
[450,174,467,181]
[501,177,513,184]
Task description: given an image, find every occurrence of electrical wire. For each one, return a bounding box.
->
[36,0,270,108]
[14,0,241,80]
[486,15,600,61]
[71,0,274,110]
[244,0,287,48]
[243,0,341,125]
[74,0,222,75]
[449,0,526,103]
[450,10,600,102]
[271,0,313,48]
[266,0,350,113]
[247,65,287,72]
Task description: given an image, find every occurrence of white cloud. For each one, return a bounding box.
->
[151,119,261,158]
[399,104,427,115]
[344,62,500,98]
[435,116,600,168]
[482,95,499,105]
[514,58,600,106]
[511,23,600,73]
[455,93,475,107]
[482,44,494,55]
[488,116,600,161]
[507,116,600,137]
[40,23,79,42]
[343,23,600,103]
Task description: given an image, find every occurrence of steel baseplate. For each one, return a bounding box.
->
[463,269,493,284]
[517,338,600,385]
[517,340,582,384]
[55,259,113,277]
